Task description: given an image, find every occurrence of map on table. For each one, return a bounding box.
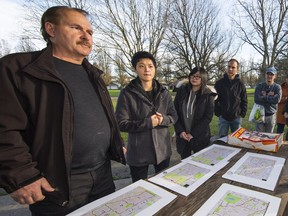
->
[182,144,241,170]
[222,152,285,191]
[193,183,281,216]
[67,180,177,216]
[148,162,219,196]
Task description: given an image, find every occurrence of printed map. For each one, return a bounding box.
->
[222,152,285,191]
[163,163,210,187]
[207,190,269,216]
[149,162,217,196]
[191,146,236,166]
[82,186,161,216]
[193,184,281,216]
[235,155,275,181]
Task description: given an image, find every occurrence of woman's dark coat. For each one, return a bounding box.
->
[174,84,216,155]
[115,78,178,166]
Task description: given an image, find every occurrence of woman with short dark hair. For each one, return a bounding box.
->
[115,51,178,182]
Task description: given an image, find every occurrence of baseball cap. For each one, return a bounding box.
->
[266,67,277,74]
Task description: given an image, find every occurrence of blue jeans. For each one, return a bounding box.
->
[218,116,241,137]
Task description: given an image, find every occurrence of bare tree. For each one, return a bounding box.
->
[15,37,37,52]
[20,0,171,78]
[275,56,288,82]
[156,58,175,86]
[0,39,11,57]
[92,0,171,77]
[232,0,288,77]
[166,0,236,81]
[239,58,260,87]
[114,54,130,89]
[92,48,112,86]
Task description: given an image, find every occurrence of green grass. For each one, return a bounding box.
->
[109,90,120,97]
[110,89,256,142]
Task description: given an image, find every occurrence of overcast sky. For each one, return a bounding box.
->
[0,0,24,45]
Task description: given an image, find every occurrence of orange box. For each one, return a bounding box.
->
[228,127,283,152]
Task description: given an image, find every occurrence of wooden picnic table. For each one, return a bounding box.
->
[154,141,288,216]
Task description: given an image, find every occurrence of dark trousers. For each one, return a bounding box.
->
[277,123,288,140]
[176,137,209,160]
[178,140,193,159]
[129,158,170,183]
[30,159,115,216]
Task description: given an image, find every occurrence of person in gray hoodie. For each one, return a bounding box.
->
[115,51,178,182]
[174,67,217,159]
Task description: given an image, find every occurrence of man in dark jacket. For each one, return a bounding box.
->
[0,6,125,215]
[214,59,248,137]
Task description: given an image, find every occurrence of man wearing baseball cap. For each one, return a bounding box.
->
[254,67,282,132]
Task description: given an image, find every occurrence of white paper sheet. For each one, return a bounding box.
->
[182,144,241,170]
[67,179,177,216]
[148,162,218,196]
[222,152,285,191]
[193,183,281,216]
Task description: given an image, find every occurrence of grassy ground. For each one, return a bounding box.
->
[110,88,256,142]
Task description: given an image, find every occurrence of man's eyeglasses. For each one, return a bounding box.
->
[190,75,201,80]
